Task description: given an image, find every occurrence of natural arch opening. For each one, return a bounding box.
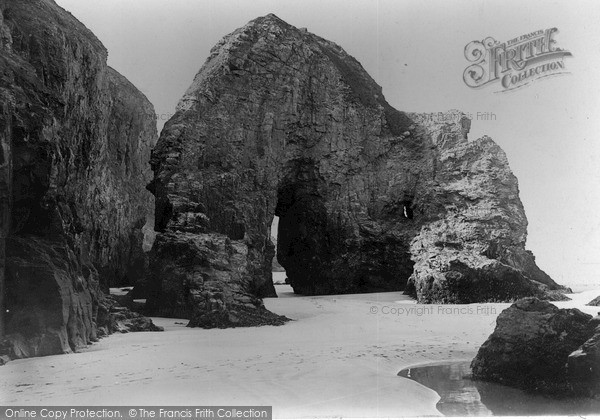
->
[267,176,414,296]
[270,216,287,284]
[274,179,329,295]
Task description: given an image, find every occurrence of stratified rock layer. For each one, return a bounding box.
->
[471,298,600,397]
[148,14,566,326]
[0,0,160,358]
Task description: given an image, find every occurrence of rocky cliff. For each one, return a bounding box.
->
[148,14,566,327]
[0,0,160,359]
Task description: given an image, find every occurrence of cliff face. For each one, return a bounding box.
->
[0,0,158,358]
[148,14,565,327]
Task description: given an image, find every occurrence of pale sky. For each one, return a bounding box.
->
[55,0,600,291]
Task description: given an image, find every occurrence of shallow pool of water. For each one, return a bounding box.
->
[398,361,600,416]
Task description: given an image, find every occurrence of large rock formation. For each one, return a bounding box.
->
[0,0,160,359]
[471,298,600,396]
[147,14,566,327]
[405,112,568,303]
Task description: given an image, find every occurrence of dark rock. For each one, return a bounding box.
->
[145,231,289,327]
[0,0,159,360]
[147,14,565,326]
[4,237,96,357]
[567,330,600,398]
[543,289,572,301]
[189,304,289,329]
[471,297,598,396]
[96,295,163,336]
[111,293,134,308]
[566,314,600,397]
[588,296,600,306]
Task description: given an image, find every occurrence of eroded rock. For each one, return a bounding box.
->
[148,14,566,326]
[406,113,568,302]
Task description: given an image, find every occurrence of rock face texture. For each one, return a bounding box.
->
[0,0,160,359]
[405,112,567,303]
[148,14,565,327]
[471,298,600,396]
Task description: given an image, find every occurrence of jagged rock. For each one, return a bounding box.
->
[146,231,289,327]
[147,14,565,326]
[588,296,600,306]
[0,0,159,360]
[471,297,598,396]
[406,113,569,303]
[96,295,163,336]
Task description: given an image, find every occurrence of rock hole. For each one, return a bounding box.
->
[271,216,287,286]
[403,201,414,219]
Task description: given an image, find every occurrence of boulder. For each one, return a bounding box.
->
[147,14,567,326]
[471,297,598,396]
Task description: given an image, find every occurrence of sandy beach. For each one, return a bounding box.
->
[2,280,599,418]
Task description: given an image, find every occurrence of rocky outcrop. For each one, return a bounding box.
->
[588,296,600,306]
[146,231,289,327]
[406,112,567,302]
[0,0,160,359]
[471,298,599,396]
[96,295,163,338]
[147,14,565,327]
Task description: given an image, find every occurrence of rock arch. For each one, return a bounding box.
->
[146,14,566,327]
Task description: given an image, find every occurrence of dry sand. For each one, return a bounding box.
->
[2,281,599,418]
